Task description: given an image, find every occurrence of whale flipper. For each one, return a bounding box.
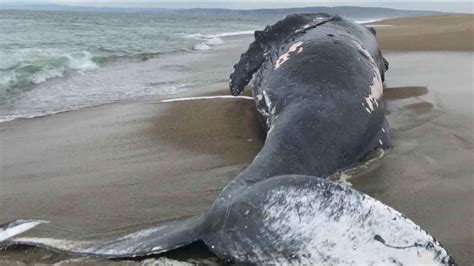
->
[202,175,454,264]
[0,219,47,241]
[1,215,206,259]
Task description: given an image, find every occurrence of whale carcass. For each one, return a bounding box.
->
[0,13,454,265]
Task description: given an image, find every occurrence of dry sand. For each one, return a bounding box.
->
[374,14,474,51]
[1,14,473,264]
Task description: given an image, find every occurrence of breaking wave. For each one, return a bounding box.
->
[189,30,254,51]
[186,30,255,39]
[0,49,99,96]
[192,37,225,51]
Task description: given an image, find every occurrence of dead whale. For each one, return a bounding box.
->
[0,13,454,265]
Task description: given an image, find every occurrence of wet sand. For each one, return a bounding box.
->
[374,14,474,51]
[364,17,474,265]
[1,14,474,264]
[0,97,263,239]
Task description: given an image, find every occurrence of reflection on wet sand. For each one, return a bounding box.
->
[403,102,434,114]
[382,86,428,101]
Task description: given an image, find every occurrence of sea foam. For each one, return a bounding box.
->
[0,50,99,94]
[189,30,254,51]
[193,37,224,51]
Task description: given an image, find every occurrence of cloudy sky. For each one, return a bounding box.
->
[1,1,472,13]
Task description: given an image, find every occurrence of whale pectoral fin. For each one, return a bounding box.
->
[203,175,453,264]
[1,215,206,259]
[230,40,265,96]
[0,219,47,241]
[230,13,335,96]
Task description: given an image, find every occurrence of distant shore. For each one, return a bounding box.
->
[1,14,473,264]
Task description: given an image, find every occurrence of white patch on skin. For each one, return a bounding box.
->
[365,66,384,112]
[379,139,383,145]
[248,182,451,264]
[274,41,304,69]
[267,124,275,136]
[161,95,253,103]
[262,90,278,118]
[141,258,193,266]
[262,90,278,128]
[351,40,384,113]
[295,24,313,33]
[255,93,264,117]
[0,220,47,241]
[382,128,386,133]
[262,91,272,109]
[262,91,272,113]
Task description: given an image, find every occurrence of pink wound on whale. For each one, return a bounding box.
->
[274,41,304,70]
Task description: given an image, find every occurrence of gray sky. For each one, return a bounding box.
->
[1,1,472,13]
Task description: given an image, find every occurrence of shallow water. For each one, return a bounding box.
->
[0,10,394,123]
[0,34,254,122]
[0,10,267,122]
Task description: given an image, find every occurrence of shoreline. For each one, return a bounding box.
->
[0,31,255,124]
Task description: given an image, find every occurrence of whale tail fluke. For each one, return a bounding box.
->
[202,175,455,265]
[0,215,206,259]
[1,179,455,264]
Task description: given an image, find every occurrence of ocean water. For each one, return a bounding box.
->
[0,10,379,122]
[0,10,270,122]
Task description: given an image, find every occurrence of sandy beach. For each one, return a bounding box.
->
[0,96,262,235]
[1,14,473,264]
[374,14,474,51]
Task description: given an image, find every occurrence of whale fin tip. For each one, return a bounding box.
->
[0,219,48,241]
